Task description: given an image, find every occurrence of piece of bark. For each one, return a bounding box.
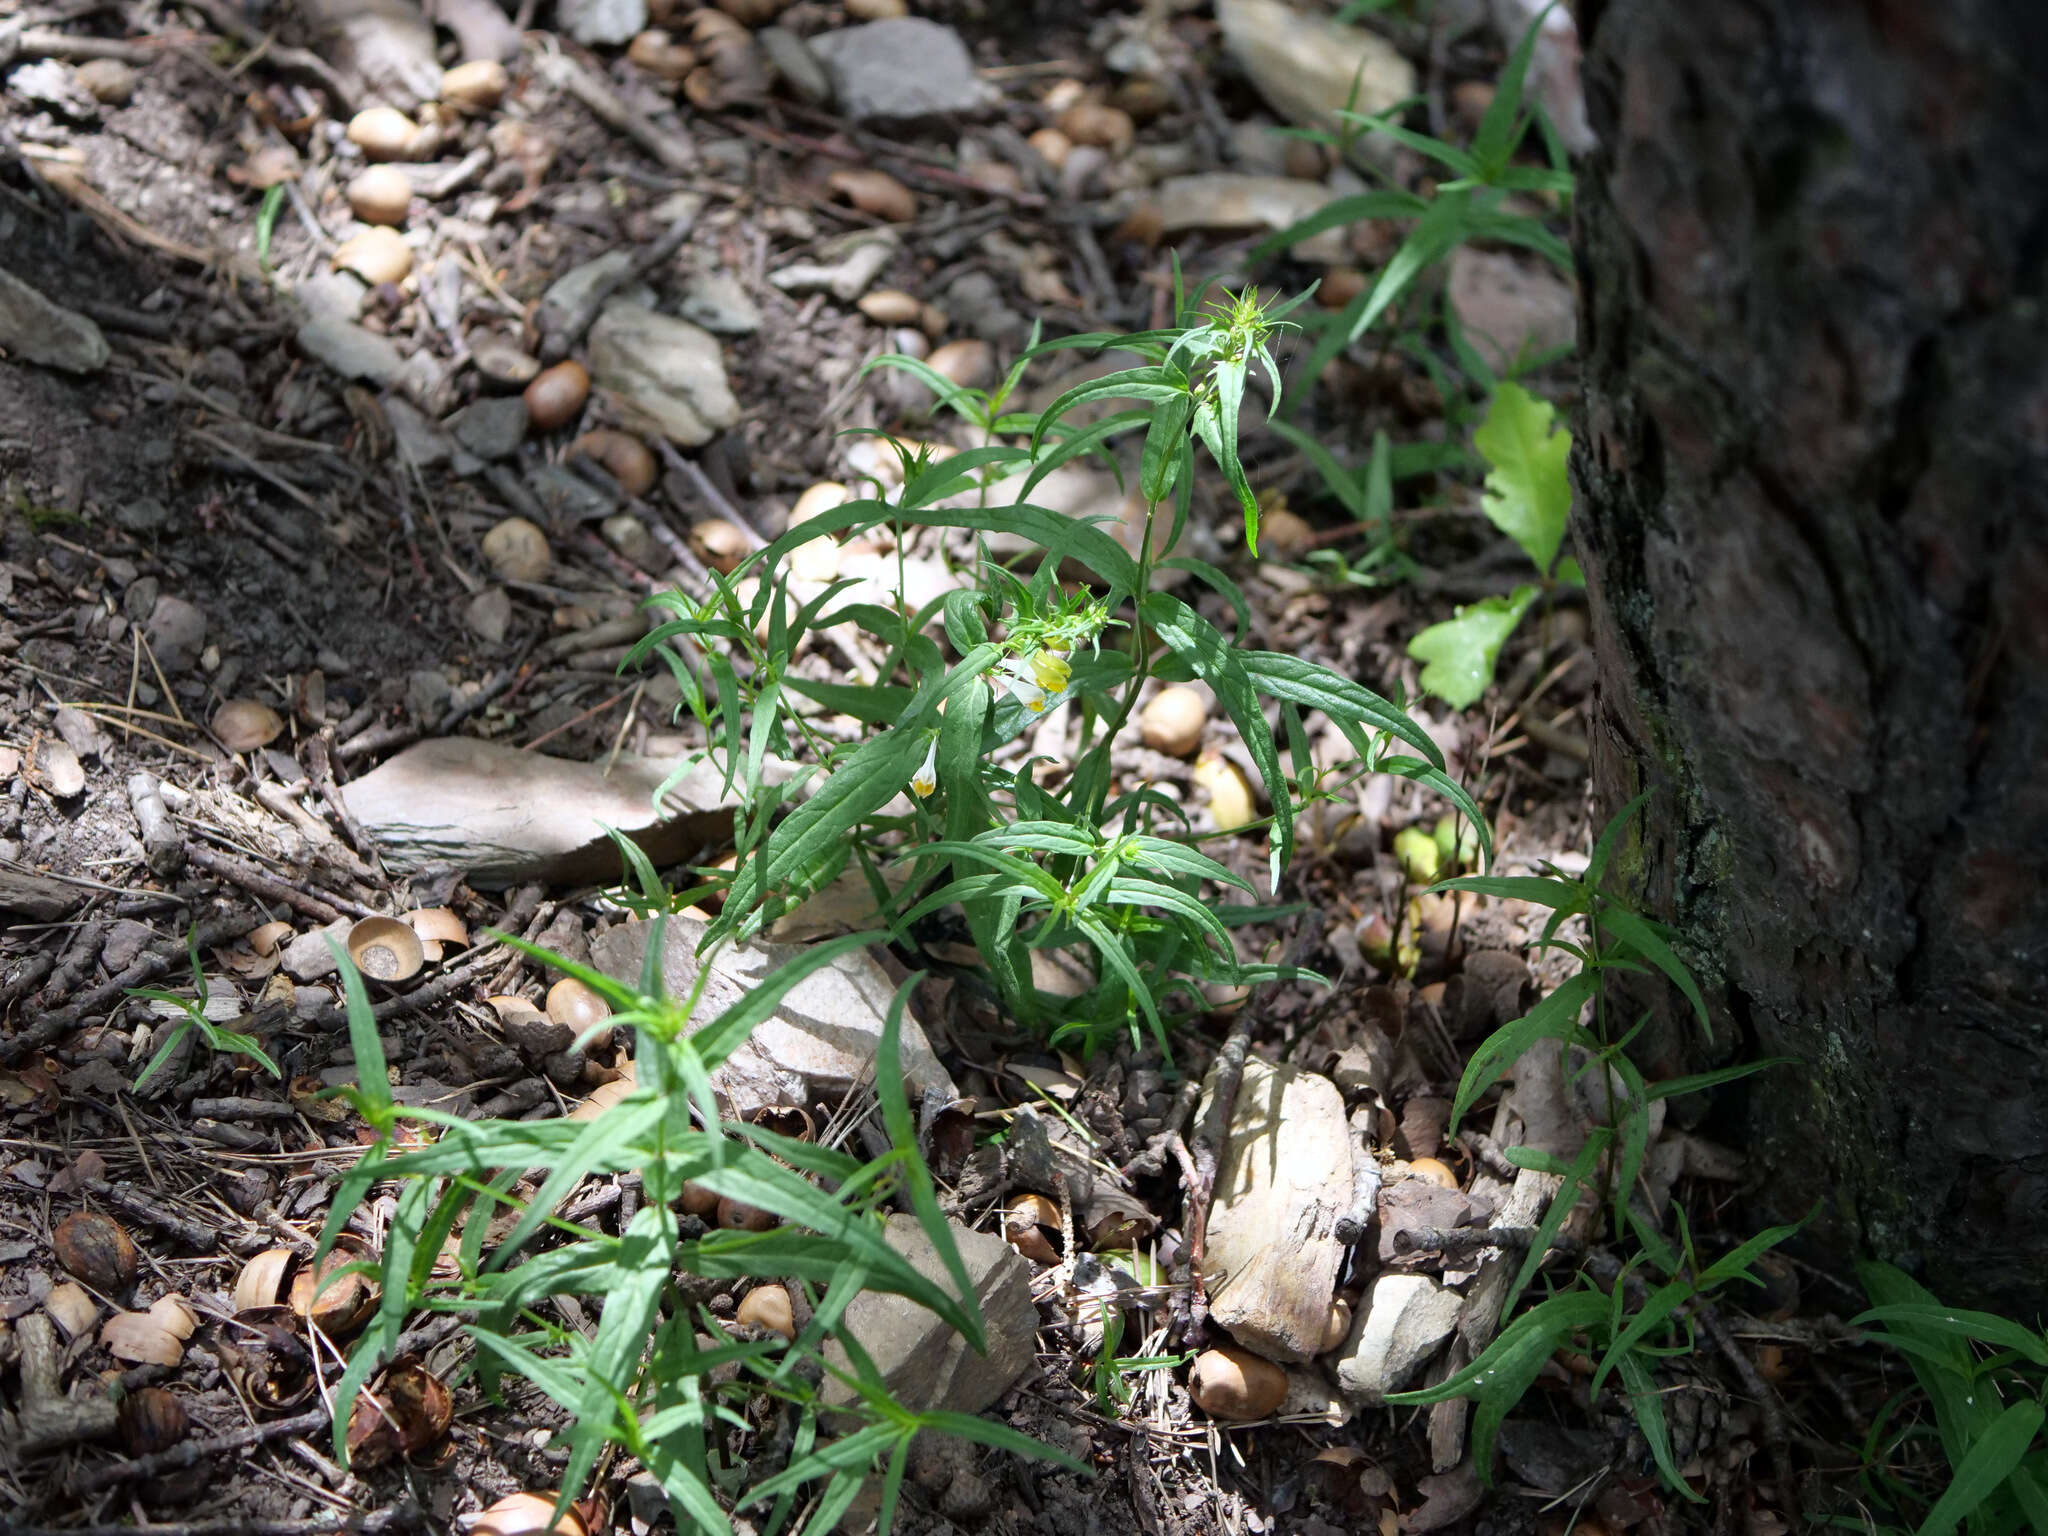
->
[0,868,84,921]
[19,1312,118,1453]
[1197,1059,1350,1363]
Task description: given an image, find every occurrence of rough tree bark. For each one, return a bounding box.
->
[1571,0,2048,1310]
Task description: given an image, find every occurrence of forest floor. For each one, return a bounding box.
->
[0,3,1874,1535]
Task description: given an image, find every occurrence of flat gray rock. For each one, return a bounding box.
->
[757,26,830,108]
[338,737,741,886]
[587,302,739,447]
[589,913,956,1115]
[1335,1273,1463,1404]
[821,1214,1036,1417]
[677,271,761,336]
[297,316,404,385]
[806,19,995,125]
[449,396,529,460]
[1447,247,1577,371]
[144,594,207,674]
[0,268,108,374]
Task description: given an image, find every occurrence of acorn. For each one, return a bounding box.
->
[826,168,916,222]
[1189,1345,1287,1421]
[441,59,509,112]
[627,29,697,81]
[1393,826,1443,884]
[925,338,995,391]
[1192,754,1256,832]
[1406,1156,1458,1191]
[54,1210,138,1292]
[569,430,657,497]
[1320,1298,1353,1354]
[333,226,413,286]
[716,1197,776,1232]
[471,1492,592,1536]
[346,106,419,160]
[212,698,284,753]
[1139,685,1206,757]
[482,516,552,583]
[118,1386,190,1456]
[524,360,591,432]
[736,1283,795,1339]
[690,518,751,575]
[347,164,413,226]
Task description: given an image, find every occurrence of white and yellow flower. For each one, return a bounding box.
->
[1025,648,1071,692]
[910,735,940,799]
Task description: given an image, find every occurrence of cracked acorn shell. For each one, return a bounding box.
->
[346,106,419,160]
[235,1246,297,1312]
[347,917,425,983]
[472,1493,593,1536]
[54,1210,138,1292]
[118,1386,190,1456]
[290,1239,379,1334]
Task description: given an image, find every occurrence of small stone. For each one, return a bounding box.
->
[481,516,551,582]
[756,27,831,107]
[677,271,761,335]
[537,251,645,337]
[559,0,646,47]
[449,396,531,460]
[471,334,542,390]
[806,19,996,125]
[296,316,404,385]
[144,595,207,674]
[819,1214,1036,1417]
[0,268,108,374]
[587,302,740,447]
[1334,1273,1463,1404]
[74,59,137,105]
[295,270,370,323]
[466,587,513,643]
[282,920,351,982]
[382,396,452,469]
[1447,247,1577,372]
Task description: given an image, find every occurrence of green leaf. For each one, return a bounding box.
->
[1238,650,1442,767]
[1450,969,1599,1133]
[1850,1306,2048,1370]
[1473,382,1572,576]
[1408,585,1538,709]
[1917,1400,2045,1536]
[1141,592,1291,880]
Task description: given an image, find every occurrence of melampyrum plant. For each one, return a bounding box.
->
[633,272,1489,1058]
[1388,793,1798,1498]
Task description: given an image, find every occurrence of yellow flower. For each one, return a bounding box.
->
[910,736,939,798]
[1026,648,1071,692]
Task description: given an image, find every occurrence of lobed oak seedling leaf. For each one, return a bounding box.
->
[1408,586,1537,709]
[1474,381,1572,576]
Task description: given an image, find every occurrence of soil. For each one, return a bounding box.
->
[0,4,1877,1536]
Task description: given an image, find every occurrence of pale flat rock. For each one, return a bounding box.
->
[1336,1273,1463,1403]
[338,738,741,886]
[589,913,956,1115]
[587,303,740,447]
[807,19,996,125]
[1447,247,1577,371]
[537,251,643,336]
[559,0,645,47]
[1199,1060,1351,1363]
[1153,173,1350,261]
[296,0,442,107]
[770,231,896,303]
[820,1214,1036,1417]
[297,316,404,385]
[677,271,761,336]
[1217,0,1415,155]
[0,268,108,374]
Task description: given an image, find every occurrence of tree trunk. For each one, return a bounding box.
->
[1571,0,2048,1310]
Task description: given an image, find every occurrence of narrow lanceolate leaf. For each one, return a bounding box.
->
[1450,969,1599,1133]
[1238,650,1442,766]
[1915,1399,2045,1536]
[1408,585,1538,709]
[1140,592,1292,881]
[1473,382,1572,576]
